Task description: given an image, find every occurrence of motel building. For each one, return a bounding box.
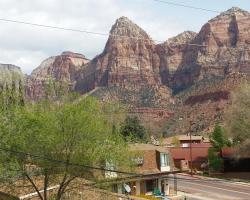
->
[105,143,179,197]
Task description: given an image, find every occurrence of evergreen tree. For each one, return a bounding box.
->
[208,123,230,171]
[210,123,229,151]
[120,116,148,142]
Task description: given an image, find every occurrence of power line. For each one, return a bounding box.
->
[0,18,107,36]
[148,0,220,13]
[0,147,139,176]
[0,17,207,46]
[0,147,243,185]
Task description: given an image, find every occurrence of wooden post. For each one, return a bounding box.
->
[189,120,194,176]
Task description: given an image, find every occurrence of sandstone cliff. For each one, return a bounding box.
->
[172,7,250,92]
[26,51,89,100]
[156,31,197,89]
[0,64,24,89]
[88,16,172,107]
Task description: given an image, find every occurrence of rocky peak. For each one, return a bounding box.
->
[87,16,171,106]
[26,51,89,100]
[193,6,250,49]
[164,31,197,46]
[210,7,250,22]
[170,7,250,92]
[31,52,89,77]
[61,51,86,59]
[31,57,56,77]
[0,64,23,82]
[94,16,160,87]
[0,63,21,72]
[0,64,24,92]
[110,16,151,40]
[226,7,249,15]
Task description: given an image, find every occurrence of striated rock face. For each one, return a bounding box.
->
[88,16,172,107]
[26,52,89,100]
[93,17,160,86]
[172,7,250,92]
[0,64,24,105]
[0,64,24,89]
[156,31,197,88]
[23,8,250,103]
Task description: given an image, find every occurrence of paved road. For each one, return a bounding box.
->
[168,174,250,200]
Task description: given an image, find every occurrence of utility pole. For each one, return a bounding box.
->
[189,120,193,176]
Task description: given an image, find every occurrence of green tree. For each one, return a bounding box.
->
[208,123,230,171]
[208,148,223,172]
[0,96,131,200]
[210,123,230,151]
[120,116,148,142]
[225,83,250,152]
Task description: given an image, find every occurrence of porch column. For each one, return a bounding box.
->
[117,184,122,194]
[136,181,141,195]
[163,179,170,195]
[158,178,162,193]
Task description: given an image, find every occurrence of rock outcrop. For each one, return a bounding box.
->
[0,64,24,105]
[26,51,89,100]
[0,64,24,89]
[88,16,172,107]
[172,7,250,92]
[92,16,160,86]
[156,31,197,88]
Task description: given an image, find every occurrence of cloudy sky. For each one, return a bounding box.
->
[0,0,249,74]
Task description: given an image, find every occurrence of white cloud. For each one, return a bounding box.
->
[0,0,184,74]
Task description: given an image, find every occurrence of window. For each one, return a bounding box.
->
[160,153,169,167]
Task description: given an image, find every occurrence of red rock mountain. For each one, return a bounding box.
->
[26,51,89,100]
[87,16,172,107]
[25,8,250,99]
[0,64,24,85]
[156,31,197,89]
[0,64,24,93]
[172,7,250,92]
[93,16,160,86]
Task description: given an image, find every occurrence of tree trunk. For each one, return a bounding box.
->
[56,173,68,200]
[25,172,44,200]
[44,170,49,200]
[56,175,77,200]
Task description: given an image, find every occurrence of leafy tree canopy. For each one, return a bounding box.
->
[120,116,148,143]
[210,123,230,151]
[0,95,131,200]
[226,83,250,152]
[208,123,231,172]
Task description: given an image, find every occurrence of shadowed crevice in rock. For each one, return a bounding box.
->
[228,15,239,47]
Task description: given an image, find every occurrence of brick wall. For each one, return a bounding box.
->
[137,150,159,172]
